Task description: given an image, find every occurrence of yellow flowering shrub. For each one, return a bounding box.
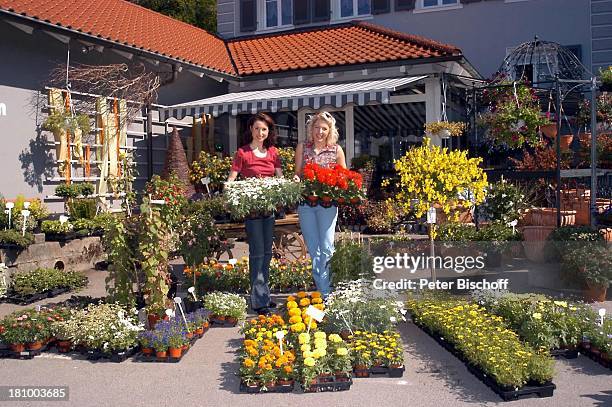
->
[394,138,488,218]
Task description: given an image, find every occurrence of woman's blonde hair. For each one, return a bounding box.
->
[305,111,339,146]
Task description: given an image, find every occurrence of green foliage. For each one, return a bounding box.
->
[436,223,478,242]
[41,220,74,234]
[180,199,224,267]
[561,243,612,288]
[329,240,373,284]
[11,268,88,296]
[132,0,217,33]
[1,196,49,232]
[600,66,612,85]
[68,198,97,220]
[43,111,91,136]
[55,183,95,199]
[0,230,35,248]
[481,178,532,224]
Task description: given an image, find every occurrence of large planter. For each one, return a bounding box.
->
[541,123,558,139]
[583,283,607,303]
[521,226,555,263]
[530,208,575,226]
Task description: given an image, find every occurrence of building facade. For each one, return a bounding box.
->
[219,0,594,78]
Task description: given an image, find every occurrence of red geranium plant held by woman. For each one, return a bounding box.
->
[302,162,364,207]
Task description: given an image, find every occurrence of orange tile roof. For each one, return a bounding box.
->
[228,21,462,76]
[0,1,462,78]
[0,0,236,75]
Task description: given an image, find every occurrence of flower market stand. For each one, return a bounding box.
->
[215,214,307,261]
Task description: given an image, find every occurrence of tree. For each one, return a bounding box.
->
[132,0,217,33]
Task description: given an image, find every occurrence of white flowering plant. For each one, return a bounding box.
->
[55,303,143,352]
[203,291,247,320]
[323,280,407,333]
[224,177,302,220]
[0,263,8,298]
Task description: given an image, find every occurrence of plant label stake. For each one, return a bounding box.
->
[59,215,69,224]
[201,177,211,196]
[598,308,606,326]
[188,286,197,301]
[275,330,285,355]
[5,202,13,229]
[305,305,325,334]
[509,219,518,235]
[21,209,30,237]
[173,297,190,332]
[228,258,237,266]
[165,309,175,319]
[338,309,353,335]
[426,206,437,283]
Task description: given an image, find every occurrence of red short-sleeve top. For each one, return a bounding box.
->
[231,145,281,178]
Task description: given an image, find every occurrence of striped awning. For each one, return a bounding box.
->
[161,76,428,120]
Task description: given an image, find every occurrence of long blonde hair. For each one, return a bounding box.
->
[305,111,339,146]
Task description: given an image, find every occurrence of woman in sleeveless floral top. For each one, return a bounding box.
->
[294,112,346,298]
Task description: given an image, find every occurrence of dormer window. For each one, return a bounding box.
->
[339,0,371,18]
[264,0,293,28]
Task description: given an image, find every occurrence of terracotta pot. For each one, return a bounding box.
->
[541,123,558,139]
[263,381,276,388]
[583,283,607,303]
[26,341,43,351]
[350,197,361,205]
[147,314,160,329]
[216,315,226,321]
[168,347,183,358]
[56,340,72,353]
[334,372,350,382]
[530,208,575,226]
[10,343,25,353]
[226,317,238,325]
[196,328,204,335]
[203,321,210,329]
[521,226,556,263]
[337,197,346,205]
[186,332,194,339]
[307,195,318,203]
[560,134,573,150]
[182,343,189,351]
[141,347,153,355]
[277,379,293,386]
[155,350,167,360]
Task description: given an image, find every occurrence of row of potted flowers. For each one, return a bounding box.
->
[184,257,314,294]
[138,308,210,361]
[406,296,555,390]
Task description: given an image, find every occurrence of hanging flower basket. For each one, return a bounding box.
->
[425,121,466,139]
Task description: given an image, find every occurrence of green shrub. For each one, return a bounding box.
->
[41,220,74,234]
[68,198,97,220]
[0,230,34,248]
[329,240,373,284]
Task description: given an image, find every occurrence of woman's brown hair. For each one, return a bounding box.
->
[243,112,277,149]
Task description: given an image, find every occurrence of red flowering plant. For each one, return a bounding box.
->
[144,173,188,229]
[478,76,549,149]
[302,163,364,206]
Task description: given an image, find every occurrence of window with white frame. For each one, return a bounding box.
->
[262,0,292,29]
[337,0,371,19]
[421,0,458,8]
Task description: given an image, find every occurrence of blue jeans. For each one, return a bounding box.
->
[298,204,338,296]
[244,214,275,310]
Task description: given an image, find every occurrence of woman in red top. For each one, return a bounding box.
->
[228,113,282,315]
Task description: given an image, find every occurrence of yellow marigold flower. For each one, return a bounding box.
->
[309,321,318,330]
[314,339,327,349]
[243,340,256,348]
[328,334,342,343]
[313,348,327,358]
[286,301,298,309]
[288,308,301,317]
[296,291,307,299]
[303,350,314,358]
[266,331,273,339]
[314,331,326,339]
[313,304,324,311]
[336,348,348,356]
[311,298,323,304]
[243,358,255,368]
[299,298,311,307]
[286,295,296,302]
[290,322,305,332]
[532,312,542,320]
[311,292,321,298]
[301,344,311,352]
[304,357,316,367]
[289,315,303,324]
[554,301,567,308]
[298,333,310,344]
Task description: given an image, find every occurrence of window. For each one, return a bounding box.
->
[294,0,330,26]
[422,0,458,7]
[339,0,371,18]
[265,0,293,28]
